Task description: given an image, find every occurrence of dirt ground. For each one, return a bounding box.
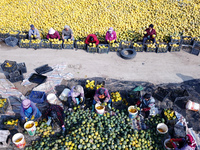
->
[0,41,200,84]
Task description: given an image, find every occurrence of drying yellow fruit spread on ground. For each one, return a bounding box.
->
[0,0,199,41]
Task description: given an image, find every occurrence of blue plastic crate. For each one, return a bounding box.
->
[29,91,46,104]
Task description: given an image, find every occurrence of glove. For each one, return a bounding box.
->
[46,117,52,126]
[76,98,80,105]
[80,97,83,103]
[25,117,28,122]
[62,126,66,135]
[31,115,35,120]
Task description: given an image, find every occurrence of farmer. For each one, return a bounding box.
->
[92,88,112,111]
[28,24,41,40]
[136,93,155,118]
[105,27,117,44]
[20,99,41,122]
[142,24,156,45]
[170,134,196,150]
[67,85,85,110]
[62,25,74,41]
[46,27,60,39]
[85,34,99,46]
[43,102,65,134]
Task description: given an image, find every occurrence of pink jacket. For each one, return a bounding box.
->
[105,31,117,41]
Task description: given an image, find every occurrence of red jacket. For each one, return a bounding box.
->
[46,31,60,39]
[85,34,99,45]
[144,28,156,39]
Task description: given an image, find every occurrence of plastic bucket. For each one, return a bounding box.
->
[157,123,168,134]
[95,103,105,115]
[59,88,70,101]
[47,93,57,104]
[186,100,200,112]
[24,121,36,136]
[128,106,138,119]
[12,133,26,149]
[164,138,174,150]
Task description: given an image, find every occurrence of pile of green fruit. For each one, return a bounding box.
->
[26,108,165,150]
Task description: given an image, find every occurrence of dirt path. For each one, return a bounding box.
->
[0,41,200,84]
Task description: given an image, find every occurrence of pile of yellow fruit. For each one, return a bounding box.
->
[183,37,192,41]
[9,31,19,35]
[85,80,95,90]
[64,39,73,44]
[21,39,30,43]
[171,36,181,40]
[89,43,96,47]
[99,45,108,49]
[0,98,7,108]
[0,29,9,34]
[110,43,120,47]
[35,122,55,138]
[5,63,12,67]
[96,82,104,90]
[121,41,131,46]
[133,43,142,47]
[158,44,167,48]
[31,39,41,43]
[41,40,50,43]
[0,0,200,41]
[4,119,18,125]
[164,109,176,120]
[147,44,156,48]
[111,91,122,102]
[50,38,62,44]
[170,43,179,47]
[76,41,85,45]
[19,32,26,36]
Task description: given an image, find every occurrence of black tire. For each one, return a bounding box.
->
[120,48,136,59]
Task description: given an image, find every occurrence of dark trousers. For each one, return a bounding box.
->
[67,96,85,108]
[142,37,156,45]
[144,111,150,118]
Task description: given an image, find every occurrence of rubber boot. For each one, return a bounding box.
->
[92,105,95,112]
[108,103,111,110]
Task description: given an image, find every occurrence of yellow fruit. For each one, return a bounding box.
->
[0,0,199,41]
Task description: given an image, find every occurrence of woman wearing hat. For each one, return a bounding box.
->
[92,88,112,111]
[20,99,41,122]
[136,93,155,118]
[46,27,60,39]
[62,25,74,41]
[105,27,117,44]
[67,85,85,109]
[28,24,41,40]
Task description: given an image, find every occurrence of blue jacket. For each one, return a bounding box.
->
[20,101,41,120]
